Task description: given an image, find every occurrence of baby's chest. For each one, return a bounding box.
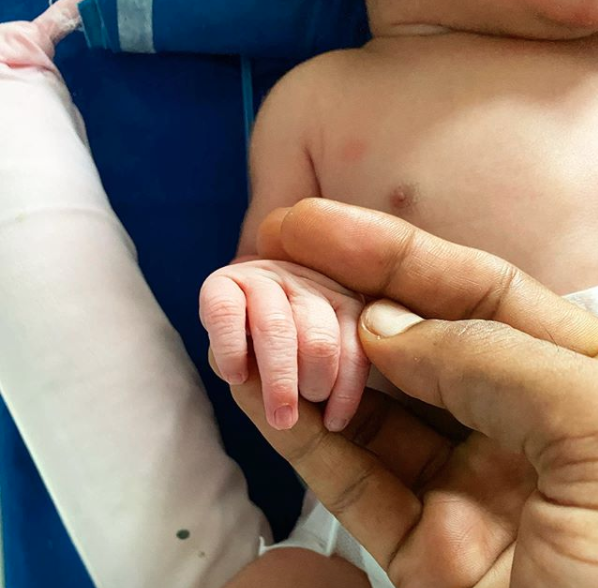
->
[313,35,598,232]
[314,81,598,253]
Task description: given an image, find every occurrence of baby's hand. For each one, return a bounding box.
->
[200,260,370,432]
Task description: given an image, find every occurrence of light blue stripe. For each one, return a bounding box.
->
[117,0,155,52]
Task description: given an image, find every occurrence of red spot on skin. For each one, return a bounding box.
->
[340,139,368,164]
[389,184,417,211]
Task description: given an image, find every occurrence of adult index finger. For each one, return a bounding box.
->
[258,199,598,356]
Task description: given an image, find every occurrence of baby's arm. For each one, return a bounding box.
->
[237,63,321,257]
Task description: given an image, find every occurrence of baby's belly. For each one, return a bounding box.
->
[316,34,598,294]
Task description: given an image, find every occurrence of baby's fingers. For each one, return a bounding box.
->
[293,293,341,403]
[246,279,299,430]
[324,300,370,432]
[199,275,248,385]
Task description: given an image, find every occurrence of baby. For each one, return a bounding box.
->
[201,0,598,433]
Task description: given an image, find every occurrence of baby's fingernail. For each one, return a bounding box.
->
[362,300,423,338]
[274,405,296,430]
[327,418,348,432]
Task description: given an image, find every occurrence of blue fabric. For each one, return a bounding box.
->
[0,2,315,586]
[79,0,370,57]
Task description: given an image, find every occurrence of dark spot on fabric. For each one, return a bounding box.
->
[176,529,190,540]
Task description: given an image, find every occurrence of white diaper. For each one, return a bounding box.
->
[260,285,598,588]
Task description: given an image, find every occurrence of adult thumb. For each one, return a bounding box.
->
[358,299,598,479]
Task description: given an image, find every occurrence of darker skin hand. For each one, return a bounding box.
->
[229,199,598,587]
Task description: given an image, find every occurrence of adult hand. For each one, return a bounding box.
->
[232,199,598,587]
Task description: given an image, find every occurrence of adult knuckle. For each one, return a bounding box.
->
[382,226,419,293]
[430,320,516,408]
[536,431,598,509]
[327,461,379,516]
[440,319,512,354]
[285,428,329,467]
[447,318,493,340]
[401,497,484,586]
[346,396,392,447]
[466,259,521,320]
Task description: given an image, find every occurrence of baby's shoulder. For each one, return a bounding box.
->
[254,48,367,149]
[264,48,367,111]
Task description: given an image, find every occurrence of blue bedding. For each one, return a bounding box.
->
[79,0,369,57]
[0,2,370,587]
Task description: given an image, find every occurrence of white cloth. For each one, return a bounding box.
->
[261,286,598,588]
[566,285,598,315]
[0,12,269,588]
[260,491,395,588]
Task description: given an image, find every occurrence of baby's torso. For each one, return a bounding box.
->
[306,33,598,294]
